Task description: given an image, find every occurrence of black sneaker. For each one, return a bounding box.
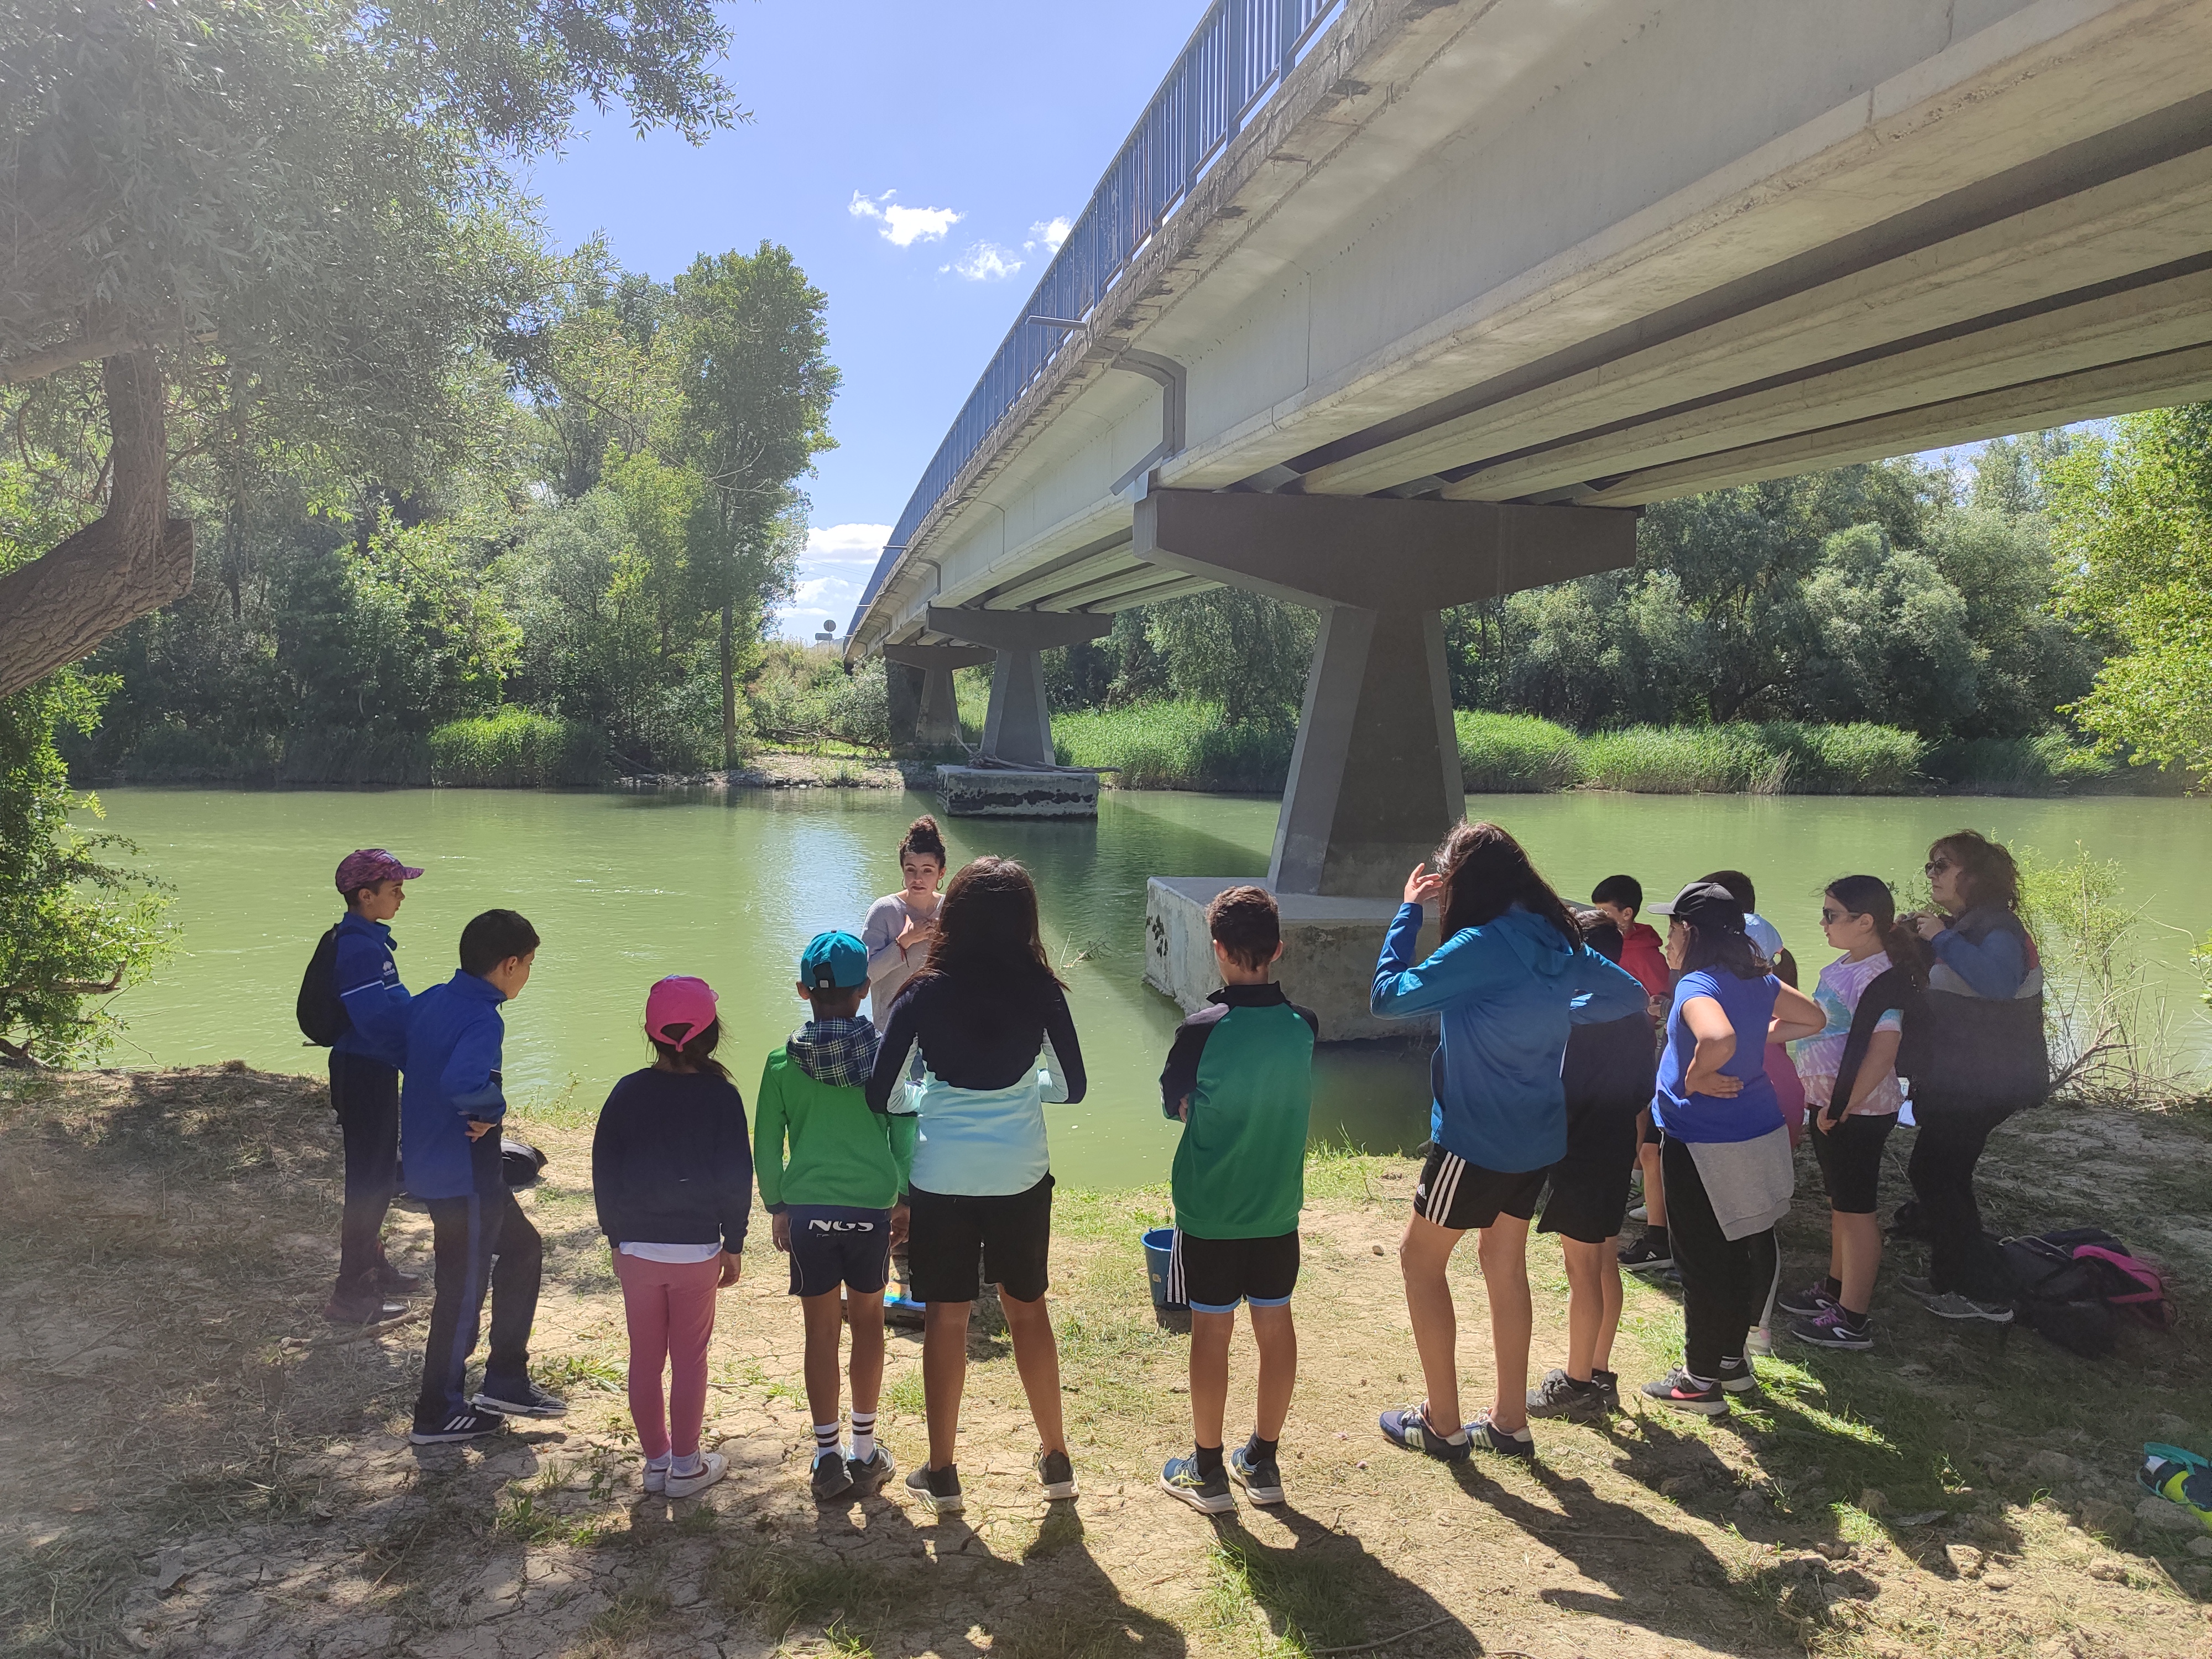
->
[847,1446,896,1488]
[905,1463,964,1515]
[1790,1306,1875,1350]
[374,1258,424,1296]
[1526,1368,1606,1422]
[1229,1443,1284,1505]
[1592,1369,1622,1413]
[1618,1234,1673,1273]
[1035,1447,1078,1500]
[1715,1357,1758,1396]
[409,1407,508,1444]
[324,1289,405,1325]
[472,1378,568,1418]
[811,1449,855,1502]
[1776,1279,1839,1319]
[1641,1369,1728,1416]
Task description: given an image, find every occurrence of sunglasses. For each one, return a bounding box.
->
[1819,907,1851,924]
[1924,857,1955,875]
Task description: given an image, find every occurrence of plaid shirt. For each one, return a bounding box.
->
[786,1016,880,1088]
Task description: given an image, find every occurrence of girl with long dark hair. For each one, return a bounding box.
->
[1370,821,1647,1460]
[1896,830,2046,1321]
[1776,876,1924,1351]
[1640,885,1823,1415]
[865,856,1085,1513]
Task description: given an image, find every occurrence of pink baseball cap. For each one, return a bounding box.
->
[335,848,424,894]
[645,975,719,1046]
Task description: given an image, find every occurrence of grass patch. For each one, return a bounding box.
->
[709,1541,900,1642]
[0,1535,143,1659]
[1203,1530,1371,1656]
[429,708,610,787]
[1454,709,1586,791]
[1928,729,2125,795]
[1054,701,1295,791]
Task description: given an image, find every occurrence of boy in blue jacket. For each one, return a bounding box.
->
[403,909,566,1443]
[326,849,425,1324]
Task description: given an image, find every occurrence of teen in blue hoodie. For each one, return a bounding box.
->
[326,848,424,1323]
[403,909,566,1443]
[1370,821,1645,1462]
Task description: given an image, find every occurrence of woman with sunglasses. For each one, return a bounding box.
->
[1894,831,2046,1322]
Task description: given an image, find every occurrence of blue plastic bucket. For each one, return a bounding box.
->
[1142,1227,1185,1311]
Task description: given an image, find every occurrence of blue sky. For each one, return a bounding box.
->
[524,0,1209,638]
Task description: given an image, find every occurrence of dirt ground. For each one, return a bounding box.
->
[3,1065,2210,1659]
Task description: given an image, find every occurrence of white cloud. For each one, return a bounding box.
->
[848,189,962,248]
[773,523,891,639]
[945,242,1025,281]
[1025,216,1072,254]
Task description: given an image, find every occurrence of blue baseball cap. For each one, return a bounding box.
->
[800,930,868,992]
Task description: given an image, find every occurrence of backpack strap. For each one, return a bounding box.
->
[1827,965,1916,1126]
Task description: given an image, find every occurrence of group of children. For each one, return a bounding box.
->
[311,809,2043,1514]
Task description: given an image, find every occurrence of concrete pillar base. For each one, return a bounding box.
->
[1145,876,1439,1043]
[936,765,1099,818]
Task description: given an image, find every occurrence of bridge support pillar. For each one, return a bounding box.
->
[1132,489,1637,1036]
[917,608,1112,817]
[883,641,990,753]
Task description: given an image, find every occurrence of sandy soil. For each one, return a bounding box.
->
[2,1065,2209,1659]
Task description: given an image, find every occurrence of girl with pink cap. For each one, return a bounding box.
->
[592,975,754,1498]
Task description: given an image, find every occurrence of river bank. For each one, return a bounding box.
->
[2,1063,2206,1659]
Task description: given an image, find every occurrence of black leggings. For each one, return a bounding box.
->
[1907,1099,2017,1301]
[1661,1137,1780,1379]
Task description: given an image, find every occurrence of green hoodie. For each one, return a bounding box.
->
[755,1042,916,1211]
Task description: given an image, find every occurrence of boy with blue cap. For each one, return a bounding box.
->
[755,930,917,1502]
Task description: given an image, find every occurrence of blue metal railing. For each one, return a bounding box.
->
[848,0,1344,640]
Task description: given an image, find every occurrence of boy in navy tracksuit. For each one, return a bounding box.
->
[404,909,566,1443]
[327,848,425,1323]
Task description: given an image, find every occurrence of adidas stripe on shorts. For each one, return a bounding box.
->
[1412,1143,1546,1232]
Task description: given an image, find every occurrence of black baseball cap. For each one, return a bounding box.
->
[1649,880,1747,935]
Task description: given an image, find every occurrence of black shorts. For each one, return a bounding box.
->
[906,1175,1053,1304]
[1170,1229,1299,1313]
[1539,1098,1641,1244]
[1641,1105,1663,1147]
[1812,1111,1897,1215]
[1411,1144,1545,1232]
[785,1204,893,1297]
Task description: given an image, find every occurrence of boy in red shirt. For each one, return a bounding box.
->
[1591,876,1668,1004]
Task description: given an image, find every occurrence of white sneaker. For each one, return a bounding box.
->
[1627,1203,1648,1224]
[665,1452,728,1499]
[643,1459,670,1494]
[1746,1325,1775,1358]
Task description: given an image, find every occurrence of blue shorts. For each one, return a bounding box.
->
[785,1204,894,1297]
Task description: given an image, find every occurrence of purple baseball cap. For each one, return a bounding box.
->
[335,848,424,895]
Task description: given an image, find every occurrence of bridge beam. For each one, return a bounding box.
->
[1133,490,1636,895]
[882,641,992,750]
[922,607,1112,768]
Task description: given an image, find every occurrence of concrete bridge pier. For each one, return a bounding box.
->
[921,606,1112,817]
[883,641,991,753]
[1132,489,1637,1039]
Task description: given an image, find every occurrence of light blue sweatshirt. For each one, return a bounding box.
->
[1372,902,1647,1172]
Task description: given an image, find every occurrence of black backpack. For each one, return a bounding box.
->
[297,926,348,1047]
[2000,1227,2174,1359]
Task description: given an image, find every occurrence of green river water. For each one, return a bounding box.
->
[82,786,2211,1189]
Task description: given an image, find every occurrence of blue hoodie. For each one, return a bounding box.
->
[1373,902,1647,1172]
[331,913,411,1068]
[400,971,511,1201]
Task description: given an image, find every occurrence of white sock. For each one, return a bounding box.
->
[851,1411,877,1462]
[671,1451,703,1478]
[813,1421,843,1462]
[646,1453,672,1472]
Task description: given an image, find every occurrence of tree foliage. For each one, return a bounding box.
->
[2045,404,2212,781]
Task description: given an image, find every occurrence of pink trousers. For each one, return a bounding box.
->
[613,1251,722,1460]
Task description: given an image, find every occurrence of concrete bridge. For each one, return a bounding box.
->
[849,0,2212,1031]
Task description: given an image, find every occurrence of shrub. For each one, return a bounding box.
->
[429,709,609,787]
[1755,722,1924,794]
[1454,712,1585,792]
[1580,724,1791,794]
[1927,730,2121,795]
[1053,701,1294,791]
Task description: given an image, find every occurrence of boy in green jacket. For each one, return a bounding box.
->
[757,930,917,1503]
[1155,886,1318,1514]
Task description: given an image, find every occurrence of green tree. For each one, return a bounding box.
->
[1145,591,1317,728]
[672,244,840,768]
[2046,404,2212,781]
[0,0,738,695]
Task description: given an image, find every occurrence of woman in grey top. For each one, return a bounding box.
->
[863,815,948,1016]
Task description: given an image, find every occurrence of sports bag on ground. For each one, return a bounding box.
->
[2000,1227,2173,1358]
[296,926,346,1047]
[502,1137,549,1188]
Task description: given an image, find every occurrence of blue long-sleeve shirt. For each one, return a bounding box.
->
[400,970,511,1200]
[331,914,411,1068]
[1928,905,2031,999]
[1372,902,1647,1172]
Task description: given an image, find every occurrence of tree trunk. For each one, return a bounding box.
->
[0,351,193,697]
[719,601,737,771]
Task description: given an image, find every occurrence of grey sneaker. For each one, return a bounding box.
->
[1924,1290,2015,1324]
[1035,1447,1078,1500]
[847,1446,896,1488]
[1159,1453,1234,1514]
[1526,1368,1606,1421]
[1229,1443,1284,1505]
[811,1449,855,1502]
[905,1463,964,1515]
